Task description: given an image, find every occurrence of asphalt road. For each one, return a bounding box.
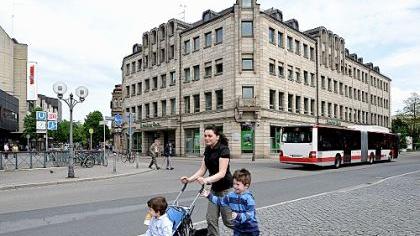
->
[0,152,419,236]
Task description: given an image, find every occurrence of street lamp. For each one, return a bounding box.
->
[53,82,88,178]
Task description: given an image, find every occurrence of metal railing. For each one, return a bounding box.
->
[0,150,106,171]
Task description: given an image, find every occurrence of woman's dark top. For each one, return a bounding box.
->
[204,142,233,192]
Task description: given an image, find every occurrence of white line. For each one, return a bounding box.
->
[194,169,420,226]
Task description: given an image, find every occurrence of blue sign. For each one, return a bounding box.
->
[47,121,58,130]
[114,114,122,126]
[36,111,47,121]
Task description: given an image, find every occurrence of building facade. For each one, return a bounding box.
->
[110,84,124,152]
[0,25,28,135]
[30,94,63,121]
[120,0,391,158]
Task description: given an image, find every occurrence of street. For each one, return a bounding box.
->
[0,152,419,236]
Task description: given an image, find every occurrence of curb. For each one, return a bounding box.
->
[0,168,154,191]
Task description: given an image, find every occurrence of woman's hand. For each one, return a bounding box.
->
[196,177,208,185]
[201,189,210,198]
[180,176,190,184]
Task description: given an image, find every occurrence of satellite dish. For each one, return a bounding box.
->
[53,82,67,95]
[75,86,89,101]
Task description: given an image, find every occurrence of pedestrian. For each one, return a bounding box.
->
[164,142,175,170]
[143,196,173,236]
[201,168,259,236]
[3,143,9,159]
[180,125,234,236]
[149,139,161,170]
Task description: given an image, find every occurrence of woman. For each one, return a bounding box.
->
[164,142,175,170]
[180,125,234,236]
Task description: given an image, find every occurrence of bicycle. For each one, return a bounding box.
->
[74,152,95,168]
[121,152,136,163]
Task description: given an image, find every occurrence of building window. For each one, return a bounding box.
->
[169,45,175,59]
[287,36,293,51]
[241,21,253,37]
[193,65,200,81]
[169,71,176,85]
[131,84,136,96]
[131,61,136,74]
[193,94,200,113]
[215,59,223,75]
[295,68,301,83]
[137,59,142,71]
[287,66,293,81]
[321,76,325,90]
[215,27,223,44]
[310,47,315,61]
[204,62,212,78]
[321,101,325,116]
[170,98,176,115]
[216,90,223,110]
[137,105,142,121]
[295,40,300,55]
[278,62,284,78]
[160,48,165,63]
[205,92,212,111]
[303,71,309,85]
[184,96,190,113]
[269,89,276,109]
[125,64,130,76]
[152,77,158,90]
[145,103,150,118]
[269,59,276,75]
[242,57,253,71]
[303,44,308,58]
[278,32,284,48]
[288,94,293,112]
[204,32,212,48]
[242,86,254,99]
[327,103,332,117]
[184,40,190,54]
[310,73,315,87]
[339,82,343,95]
[327,78,332,91]
[304,98,309,114]
[310,99,315,115]
[145,79,150,92]
[184,68,191,82]
[144,56,148,68]
[161,100,167,116]
[125,85,130,98]
[161,74,167,88]
[269,28,275,44]
[153,102,158,117]
[152,52,157,66]
[193,36,200,51]
[278,92,284,111]
[333,80,337,93]
[295,96,301,113]
[242,0,252,8]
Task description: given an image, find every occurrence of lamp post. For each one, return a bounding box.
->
[53,82,88,178]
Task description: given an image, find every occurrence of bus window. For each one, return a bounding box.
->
[282,127,312,143]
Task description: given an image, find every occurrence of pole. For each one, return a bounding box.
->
[68,94,75,178]
[252,122,256,161]
[103,119,106,165]
[45,130,48,152]
[129,113,133,159]
[90,133,93,150]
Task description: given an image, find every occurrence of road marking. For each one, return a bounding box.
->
[194,169,420,226]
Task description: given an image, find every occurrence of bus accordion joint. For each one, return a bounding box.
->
[308,151,317,158]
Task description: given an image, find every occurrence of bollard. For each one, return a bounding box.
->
[44,152,47,168]
[113,152,117,173]
[15,153,18,169]
[30,151,33,169]
[135,151,139,169]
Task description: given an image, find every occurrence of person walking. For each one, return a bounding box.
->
[149,139,161,170]
[180,125,234,236]
[3,143,9,159]
[164,142,175,170]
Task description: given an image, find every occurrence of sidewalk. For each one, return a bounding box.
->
[0,159,153,191]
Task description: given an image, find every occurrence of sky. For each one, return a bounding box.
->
[0,0,419,122]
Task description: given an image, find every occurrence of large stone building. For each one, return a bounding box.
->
[120,0,391,158]
[0,25,28,142]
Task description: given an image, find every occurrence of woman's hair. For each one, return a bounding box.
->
[204,125,229,146]
[148,196,168,215]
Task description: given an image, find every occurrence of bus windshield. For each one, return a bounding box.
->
[282,127,312,143]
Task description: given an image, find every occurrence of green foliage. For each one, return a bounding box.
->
[391,117,408,148]
[23,107,43,139]
[83,111,110,148]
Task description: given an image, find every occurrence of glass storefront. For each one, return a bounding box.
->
[185,128,200,155]
[241,124,254,153]
[270,126,282,153]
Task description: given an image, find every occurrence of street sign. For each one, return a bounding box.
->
[36,121,47,133]
[36,111,47,121]
[114,114,122,126]
[89,128,94,134]
[47,112,57,121]
[99,121,106,125]
[104,116,113,121]
[47,121,58,130]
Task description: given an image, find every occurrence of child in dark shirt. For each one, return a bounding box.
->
[201,168,259,236]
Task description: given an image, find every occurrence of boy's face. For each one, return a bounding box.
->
[233,179,248,194]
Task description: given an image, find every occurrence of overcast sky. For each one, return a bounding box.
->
[0,0,419,121]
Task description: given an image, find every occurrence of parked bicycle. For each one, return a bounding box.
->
[74,152,95,168]
[121,152,136,163]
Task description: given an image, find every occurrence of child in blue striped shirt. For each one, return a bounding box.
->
[201,168,260,236]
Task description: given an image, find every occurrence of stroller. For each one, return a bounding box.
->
[166,183,207,236]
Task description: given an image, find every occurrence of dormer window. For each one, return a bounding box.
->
[203,12,211,21]
[242,0,252,8]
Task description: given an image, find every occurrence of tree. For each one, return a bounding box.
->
[23,107,43,139]
[391,117,409,148]
[83,111,111,149]
[400,93,420,149]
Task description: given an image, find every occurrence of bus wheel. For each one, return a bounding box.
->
[369,153,374,164]
[334,155,341,169]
